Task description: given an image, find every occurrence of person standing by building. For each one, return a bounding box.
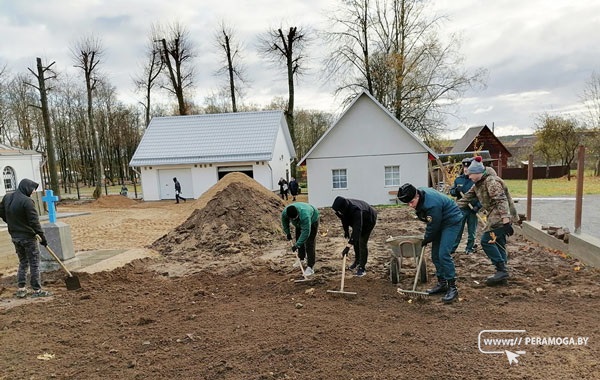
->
[457,156,518,286]
[397,183,463,303]
[278,177,289,200]
[288,177,299,201]
[0,178,51,298]
[173,177,186,204]
[281,202,320,276]
[449,157,481,255]
[331,196,377,277]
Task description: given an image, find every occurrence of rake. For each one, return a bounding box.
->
[397,245,429,298]
[327,250,357,296]
[293,254,313,283]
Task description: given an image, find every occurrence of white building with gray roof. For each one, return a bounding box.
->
[129,110,295,201]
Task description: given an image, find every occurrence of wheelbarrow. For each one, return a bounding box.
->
[384,235,428,285]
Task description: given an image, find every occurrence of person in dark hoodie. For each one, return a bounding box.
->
[0,179,51,298]
[397,183,463,303]
[331,196,377,277]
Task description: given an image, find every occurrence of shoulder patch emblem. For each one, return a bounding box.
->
[427,216,433,223]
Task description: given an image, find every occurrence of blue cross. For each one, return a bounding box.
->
[42,189,60,223]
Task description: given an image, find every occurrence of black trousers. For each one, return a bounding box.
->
[294,219,319,268]
[352,221,376,269]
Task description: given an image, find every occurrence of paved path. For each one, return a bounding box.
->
[514,195,600,239]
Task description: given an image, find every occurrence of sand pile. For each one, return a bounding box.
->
[151,173,285,260]
[88,194,139,208]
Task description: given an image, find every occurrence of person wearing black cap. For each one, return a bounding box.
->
[397,183,463,303]
[449,157,481,255]
[331,196,378,277]
[281,202,320,276]
[457,156,518,286]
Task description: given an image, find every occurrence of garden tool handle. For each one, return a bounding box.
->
[36,236,74,277]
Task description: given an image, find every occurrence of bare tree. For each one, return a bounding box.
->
[214,22,248,113]
[155,22,196,115]
[26,58,60,194]
[133,24,164,127]
[71,35,104,199]
[534,114,582,180]
[323,0,486,141]
[258,25,311,145]
[582,71,600,128]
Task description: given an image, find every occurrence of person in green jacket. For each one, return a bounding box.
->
[281,202,320,276]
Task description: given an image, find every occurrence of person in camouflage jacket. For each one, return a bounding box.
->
[457,156,518,286]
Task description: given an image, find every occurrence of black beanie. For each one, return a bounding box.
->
[286,205,298,219]
[397,183,417,203]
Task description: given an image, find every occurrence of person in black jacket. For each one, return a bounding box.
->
[331,196,378,277]
[173,177,186,204]
[288,177,299,201]
[0,179,51,298]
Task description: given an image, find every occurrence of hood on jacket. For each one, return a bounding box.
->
[18,178,39,197]
[332,196,349,217]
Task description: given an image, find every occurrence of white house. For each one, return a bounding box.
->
[129,111,296,201]
[0,143,44,196]
[298,91,438,207]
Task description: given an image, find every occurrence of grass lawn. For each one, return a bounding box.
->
[504,173,600,197]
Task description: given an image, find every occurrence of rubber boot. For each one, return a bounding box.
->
[485,262,509,286]
[442,278,458,304]
[427,277,448,295]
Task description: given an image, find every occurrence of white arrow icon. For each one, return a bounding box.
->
[505,350,526,365]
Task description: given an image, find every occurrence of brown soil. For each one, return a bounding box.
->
[0,173,598,379]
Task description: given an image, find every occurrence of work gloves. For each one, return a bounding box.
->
[503,223,514,237]
[39,235,48,247]
[341,246,350,257]
[286,233,292,241]
[421,238,432,248]
[470,205,480,213]
[291,245,298,252]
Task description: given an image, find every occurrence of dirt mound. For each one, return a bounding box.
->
[151,173,285,263]
[88,194,139,208]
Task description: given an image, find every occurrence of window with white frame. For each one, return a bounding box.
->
[384,165,400,186]
[3,166,16,192]
[332,169,347,189]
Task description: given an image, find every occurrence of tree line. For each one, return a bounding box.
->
[0,0,598,197]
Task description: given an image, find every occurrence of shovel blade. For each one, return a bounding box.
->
[65,275,81,291]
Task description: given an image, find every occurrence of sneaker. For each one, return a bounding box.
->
[303,267,314,276]
[15,288,28,298]
[464,249,473,255]
[293,259,307,268]
[348,262,359,271]
[356,268,366,277]
[30,290,52,298]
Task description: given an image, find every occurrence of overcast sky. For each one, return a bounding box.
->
[1,0,598,140]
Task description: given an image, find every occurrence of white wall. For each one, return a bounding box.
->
[306,153,429,207]
[0,154,43,196]
[268,123,294,189]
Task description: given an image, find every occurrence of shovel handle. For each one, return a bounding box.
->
[37,236,74,277]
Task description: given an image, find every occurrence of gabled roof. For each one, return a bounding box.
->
[450,125,511,157]
[450,126,488,153]
[298,91,438,165]
[0,143,40,156]
[130,110,295,167]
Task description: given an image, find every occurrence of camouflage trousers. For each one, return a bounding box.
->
[13,237,42,291]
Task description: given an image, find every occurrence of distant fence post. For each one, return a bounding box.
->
[526,154,533,221]
[574,145,585,233]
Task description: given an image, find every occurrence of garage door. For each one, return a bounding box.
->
[217,166,253,180]
[158,169,192,200]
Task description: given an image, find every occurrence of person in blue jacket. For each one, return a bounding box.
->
[281,203,320,276]
[397,183,463,303]
[449,157,481,255]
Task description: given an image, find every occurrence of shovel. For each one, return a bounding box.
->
[42,243,82,291]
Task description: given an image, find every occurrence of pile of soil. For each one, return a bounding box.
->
[88,194,139,208]
[151,173,285,269]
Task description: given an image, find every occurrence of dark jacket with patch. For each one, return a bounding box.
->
[0,179,45,240]
[331,197,377,244]
[415,187,463,244]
